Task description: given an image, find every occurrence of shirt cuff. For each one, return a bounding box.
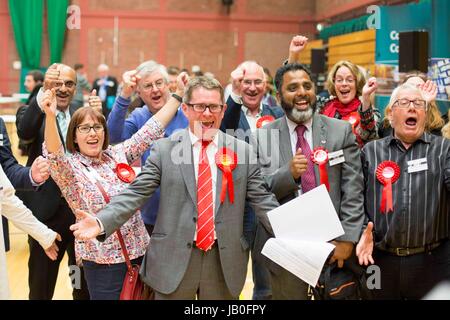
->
[230,91,243,105]
[36,88,45,113]
[96,218,106,234]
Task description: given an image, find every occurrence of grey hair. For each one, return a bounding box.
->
[183,76,224,104]
[97,64,109,71]
[136,60,169,83]
[387,83,426,110]
[238,60,266,81]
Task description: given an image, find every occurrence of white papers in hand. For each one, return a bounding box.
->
[262,184,345,286]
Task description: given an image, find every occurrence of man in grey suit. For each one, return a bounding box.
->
[252,63,365,299]
[70,76,280,300]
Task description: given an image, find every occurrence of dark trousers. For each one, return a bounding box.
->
[145,224,154,236]
[373,240,450,300]
[83,256,143,300]
[28,202,89,300]
[2,217,9,252]
[251,220,272,300]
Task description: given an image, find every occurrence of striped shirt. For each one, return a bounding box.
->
[361,132,450,250]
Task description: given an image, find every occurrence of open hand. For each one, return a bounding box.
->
[418,80,437,103]
[356,222,375,266]
[70,209,101,241]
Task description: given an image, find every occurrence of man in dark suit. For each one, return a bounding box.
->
[220,61,284,300]
[253,63,365,299]
[92,64,118,119]
[16,63,89,300]
[71,76,280,300]
[0,117,49,252]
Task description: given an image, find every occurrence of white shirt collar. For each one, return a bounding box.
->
[286,116,313,136]
[241,103,263,118]
[188,129,219,147]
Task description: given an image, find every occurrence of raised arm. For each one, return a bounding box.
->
[107,70,140,143]
[42,88,61,154]
[221,66,245,132]
[287,35,308,64]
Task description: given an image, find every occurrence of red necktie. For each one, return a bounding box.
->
[295,125,316,193]
[196,141,215,251]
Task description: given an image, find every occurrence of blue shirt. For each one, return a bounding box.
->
[107,96,189,225]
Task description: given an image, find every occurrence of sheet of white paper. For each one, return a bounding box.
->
[268,184,344,242]
[262,184,346,286]
[262,238,336,286]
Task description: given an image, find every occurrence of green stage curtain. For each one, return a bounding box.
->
[8,0,44,69]
[47,0,68,64]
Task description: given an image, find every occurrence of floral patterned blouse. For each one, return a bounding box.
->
[44,117,164,265]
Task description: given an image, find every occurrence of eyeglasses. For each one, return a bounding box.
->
[186,103,224,113]
[334,77,355,85]
[141,79,165,91]
[393,98,427,110]
[77,124,104,134]
[242,79,264,87]
[54,80,77,89]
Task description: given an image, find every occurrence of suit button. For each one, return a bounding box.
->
[193,217,197,223]
[187,242,192,249]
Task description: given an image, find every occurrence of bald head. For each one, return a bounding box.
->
[239,61,266,111]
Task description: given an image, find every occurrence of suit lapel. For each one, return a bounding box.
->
[312,113,328,186]
[279,117,293,165]
[239,110,250,132]
[179,130,197,208]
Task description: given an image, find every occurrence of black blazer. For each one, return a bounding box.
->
[0,118,33,190]
[16,95,82,222]
[92,76,118,102]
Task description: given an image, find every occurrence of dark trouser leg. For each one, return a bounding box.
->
[145,224,154,236]
[28,202,89,300]
[82,257,143,300]
[66,240,90,300]
[251,221,272,300]
[373,240,450,300]
[270,268,309,300]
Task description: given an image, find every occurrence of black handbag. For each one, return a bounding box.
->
[312,256,373,300]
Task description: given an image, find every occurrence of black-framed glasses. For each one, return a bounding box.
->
[393,98,427,110]
[186,103,224,113]
[77,124,104,134]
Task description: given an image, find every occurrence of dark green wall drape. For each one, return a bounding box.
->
[47,0,68,64]
[8,0,44,69]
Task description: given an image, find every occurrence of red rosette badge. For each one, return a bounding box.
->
[343,111,363,147]
[256,115,275,129]
[215,148,237,203]
[343,111,360,127]
[376,161,400,213]
[116,163,136,183]
[311,146,330,191]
